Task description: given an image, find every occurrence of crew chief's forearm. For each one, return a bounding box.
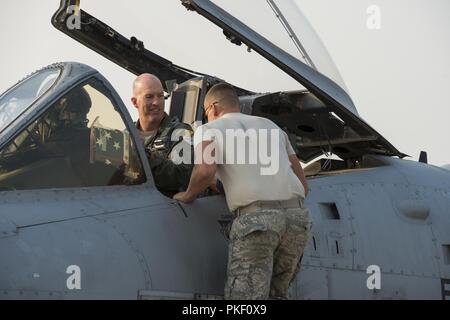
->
[183,163,216,201]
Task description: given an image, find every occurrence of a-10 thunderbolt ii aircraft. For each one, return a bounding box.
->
[0,0,449,300]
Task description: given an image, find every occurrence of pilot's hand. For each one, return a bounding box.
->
[173,192,195,203]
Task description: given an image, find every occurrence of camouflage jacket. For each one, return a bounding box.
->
[136,113,194,196]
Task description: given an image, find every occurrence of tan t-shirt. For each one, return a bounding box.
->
[194,112,305,211]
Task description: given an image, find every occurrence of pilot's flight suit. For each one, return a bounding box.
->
[136,113,194,197]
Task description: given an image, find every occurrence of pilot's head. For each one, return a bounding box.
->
[57,86,91,128]
[131,74,165,130]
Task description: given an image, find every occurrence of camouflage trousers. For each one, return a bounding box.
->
[224,203,311,300]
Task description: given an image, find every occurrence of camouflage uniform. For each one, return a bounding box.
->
[224,200,311,300]
[136,113,194,197]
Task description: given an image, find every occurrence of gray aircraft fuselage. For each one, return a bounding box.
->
[0,0,449,300]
